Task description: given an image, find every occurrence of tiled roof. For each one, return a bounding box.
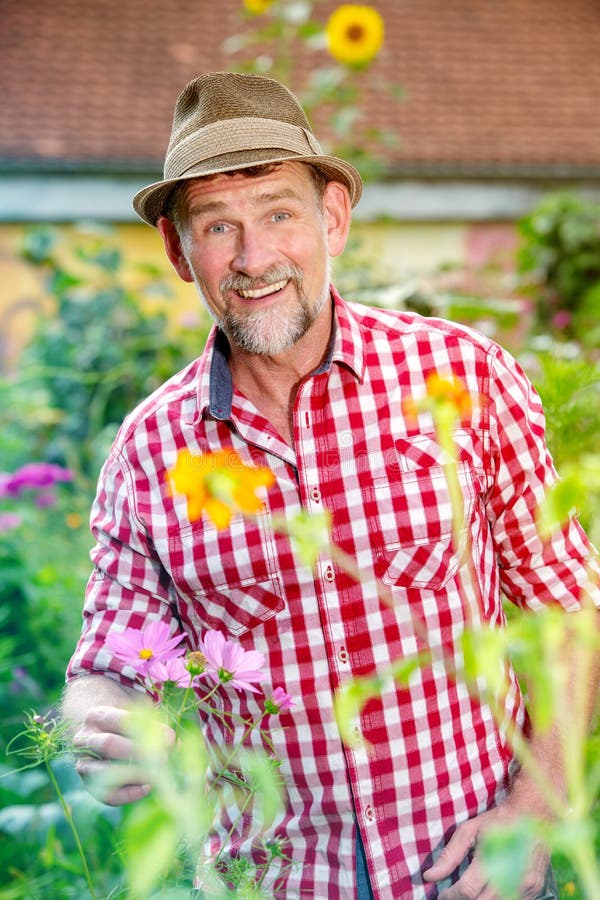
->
[2,0,600,177]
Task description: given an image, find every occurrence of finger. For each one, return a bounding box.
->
[72,726,135,762]
[423,820,478,881]
[519,846,550,899]
[85,705,133,735]
[436,853,500,900]
[76,757,151,806]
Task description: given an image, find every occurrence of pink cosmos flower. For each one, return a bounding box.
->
[201,629,266,693]
[264,687,295,715]
[105,621,185,677]
[148,655,195,689]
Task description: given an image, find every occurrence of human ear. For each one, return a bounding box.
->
[156,216,194,283]
[322,181,352,258]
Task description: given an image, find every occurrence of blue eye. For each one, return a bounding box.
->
[272,211,290,223]
[208,223,228,234]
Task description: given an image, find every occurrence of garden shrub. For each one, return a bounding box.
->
[16,225,210,480]
[517,192,600,345]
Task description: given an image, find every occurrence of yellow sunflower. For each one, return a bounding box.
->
[326,4,384,67]
[243,0,273,15]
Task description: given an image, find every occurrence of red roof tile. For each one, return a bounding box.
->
[2,0,600,176]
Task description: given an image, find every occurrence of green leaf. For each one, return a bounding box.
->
[334,675,382,747]
[20,226,58,264]
[480,818,536,898]
[461,626,509,697]
[238,750,284,829]
[390,653,430,686]
[284,510,331,569]
[536,476,584,536]
[123,796,178,899]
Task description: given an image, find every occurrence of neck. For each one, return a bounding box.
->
[227,300,333,444]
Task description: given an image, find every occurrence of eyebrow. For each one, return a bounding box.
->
[188,188,304,219]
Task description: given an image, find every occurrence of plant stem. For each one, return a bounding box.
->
[570,838,600,899]
[45,760,97,900]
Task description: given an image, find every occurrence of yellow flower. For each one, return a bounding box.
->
[65,512,83,529]
[243,0,273,15]
[166,449,275,529]
[402,374,472,425]
[326,4,384,67]
[425,373,472,418]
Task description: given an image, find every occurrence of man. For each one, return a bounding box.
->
[62,72,599,899]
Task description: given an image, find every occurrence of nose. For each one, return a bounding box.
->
[232,226,273,277]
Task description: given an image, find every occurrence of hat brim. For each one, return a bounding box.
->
[132,149,363,226]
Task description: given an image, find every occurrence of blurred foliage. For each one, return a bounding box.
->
[517,192,600,346]
[15,225,210,481]
[0,756,123,899]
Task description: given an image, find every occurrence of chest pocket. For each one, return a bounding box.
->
[372,433,484,591]
[167,510,284,638]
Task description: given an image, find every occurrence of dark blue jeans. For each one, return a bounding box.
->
[356,829,375,900]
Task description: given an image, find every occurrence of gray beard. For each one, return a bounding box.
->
[221,286,328,356]
[192,261,331,356]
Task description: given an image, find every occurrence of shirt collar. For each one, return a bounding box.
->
[196,286,366,422]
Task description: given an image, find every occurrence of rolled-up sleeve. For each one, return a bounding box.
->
[486,344,600,612]
[66,448,184,692]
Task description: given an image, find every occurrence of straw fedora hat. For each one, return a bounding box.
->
[132,71,363,226]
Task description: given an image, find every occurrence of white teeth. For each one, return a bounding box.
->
[238,279,287,299]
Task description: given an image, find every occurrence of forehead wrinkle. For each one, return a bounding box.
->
[189,186,306,220]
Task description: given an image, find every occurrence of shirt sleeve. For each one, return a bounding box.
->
[486,343,600,612]
[65,447,185,692]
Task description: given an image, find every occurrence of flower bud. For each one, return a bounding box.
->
[186,650,207,676]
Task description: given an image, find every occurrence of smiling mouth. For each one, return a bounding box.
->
[237,279,288,300]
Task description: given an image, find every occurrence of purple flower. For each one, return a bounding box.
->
[105,621,186,677]
[0,474,12,499]
[0,512,22,533]
[0,462,74,498]
[264,687,295,715]
[201,630,266,693]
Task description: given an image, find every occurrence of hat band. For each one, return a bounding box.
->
[165,117,324,180]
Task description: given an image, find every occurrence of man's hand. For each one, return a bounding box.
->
[423,805,550,899]
[62,677,176,806]
[72,704,161,805]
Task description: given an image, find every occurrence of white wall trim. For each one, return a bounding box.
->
[2,173,600,223]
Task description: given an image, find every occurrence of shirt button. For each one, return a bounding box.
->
[338,646,349,664]
[309,487,321,502]
[365,804,375,823]
[323,565,335,582]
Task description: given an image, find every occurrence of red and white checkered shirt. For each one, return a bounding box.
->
[67,289,597,899]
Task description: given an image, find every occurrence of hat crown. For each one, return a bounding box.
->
[132,71,363,225]
[168,72,312,160]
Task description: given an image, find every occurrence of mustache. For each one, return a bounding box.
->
[220,263,303,295]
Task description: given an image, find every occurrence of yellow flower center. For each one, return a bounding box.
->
[138,647,154,660]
